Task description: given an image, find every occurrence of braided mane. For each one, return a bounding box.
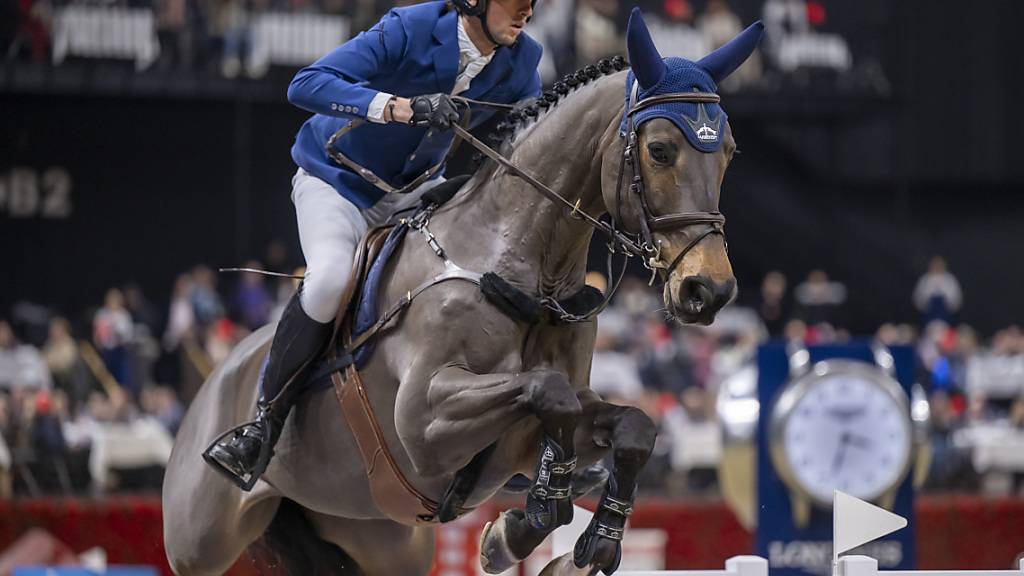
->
[487,55,629,146]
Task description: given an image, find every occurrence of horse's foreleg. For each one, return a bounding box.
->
[572,402,656,575]
[480,370,582,574]
[401,366,529,477]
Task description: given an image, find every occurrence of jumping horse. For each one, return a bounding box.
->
[163,9,762,575]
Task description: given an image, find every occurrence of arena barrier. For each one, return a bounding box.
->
[836,555,1024,576]
[619,555,769,576]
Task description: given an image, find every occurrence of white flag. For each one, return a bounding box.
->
[833,490,907,563]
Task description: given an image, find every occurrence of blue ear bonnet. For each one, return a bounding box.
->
[619,58,726,154]
[621,7,762,154]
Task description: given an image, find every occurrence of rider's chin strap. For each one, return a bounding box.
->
[478,12,501,48]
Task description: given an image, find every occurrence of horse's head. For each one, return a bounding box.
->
[602,9,762,325]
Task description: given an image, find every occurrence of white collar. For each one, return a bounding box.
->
[457,15,495,68]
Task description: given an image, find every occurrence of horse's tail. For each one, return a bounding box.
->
[247,498,359,576]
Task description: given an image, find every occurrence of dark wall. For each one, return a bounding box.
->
[0,94,309,320]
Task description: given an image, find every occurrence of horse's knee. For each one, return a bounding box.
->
[300,267,350,323]
[612,407,657,467]
[523,371,582,424]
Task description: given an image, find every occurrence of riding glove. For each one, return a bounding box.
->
[409,93,462,131]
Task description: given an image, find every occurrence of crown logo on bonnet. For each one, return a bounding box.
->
[623,7,763,153]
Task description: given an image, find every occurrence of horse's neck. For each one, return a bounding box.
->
[452,73,626,297]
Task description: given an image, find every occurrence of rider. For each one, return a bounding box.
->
[204,0,543,489]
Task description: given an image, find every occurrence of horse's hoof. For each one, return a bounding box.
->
[479,513,519,574]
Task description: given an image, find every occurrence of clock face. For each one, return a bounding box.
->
[773,362,912,505]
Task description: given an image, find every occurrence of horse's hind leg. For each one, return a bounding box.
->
[569,401,656,575]
[164,479,281,576]
[479,370,583,574]
[304,510,436,576]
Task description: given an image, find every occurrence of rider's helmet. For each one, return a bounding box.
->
[450,0,538,46]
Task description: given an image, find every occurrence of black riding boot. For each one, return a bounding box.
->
[203,290,332,490]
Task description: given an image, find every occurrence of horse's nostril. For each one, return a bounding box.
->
[681,277,713,316]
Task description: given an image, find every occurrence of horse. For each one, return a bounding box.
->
[163,9,761,576]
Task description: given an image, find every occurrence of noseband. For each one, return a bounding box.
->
[617,83,726,281]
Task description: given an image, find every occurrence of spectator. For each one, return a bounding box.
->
[644,0,709,62]
[205,317,239,367]
[924,390,976,491]
[0,320,53,391]
[93,289,135,393]
[156,0,189,70]
[589,310,644,403]
[698,0,761,90]
[575,0,621,66]
[755,270,789,337]
[7,0,49,62]
[232,260,273,330]
[88,388,138,424]
[0,394,10,498]
[124,283,162,338]
[42,317,92,411]
[913,256,962,326]
[164,273,196,352]
[29,392,67,468]
[141,385,185,435]
[792,269,846,328]
[219,0,266,78]
[190,265,226,328]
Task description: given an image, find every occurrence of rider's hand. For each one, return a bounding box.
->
[408,93,462,131]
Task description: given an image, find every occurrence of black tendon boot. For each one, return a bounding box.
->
[203,290,332,490]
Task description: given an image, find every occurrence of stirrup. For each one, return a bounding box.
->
[202,413,275,491]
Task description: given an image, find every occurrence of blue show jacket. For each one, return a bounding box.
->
[288,1,543,209]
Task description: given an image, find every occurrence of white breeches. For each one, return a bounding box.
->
[291,168,442,323]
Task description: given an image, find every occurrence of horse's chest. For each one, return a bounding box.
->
[520,323,597,383]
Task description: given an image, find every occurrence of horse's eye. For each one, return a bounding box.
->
[647,142,674,166]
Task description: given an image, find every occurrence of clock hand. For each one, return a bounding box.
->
[831,433,850,474]
[846,433,873,450]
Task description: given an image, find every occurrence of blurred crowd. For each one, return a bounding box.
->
[2,0,886,93]
[2,245,1023,499]
[0,240,299,496]
[587,256,1024,496]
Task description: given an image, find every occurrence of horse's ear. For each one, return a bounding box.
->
[626,7,667,91]
[697,21,764,84]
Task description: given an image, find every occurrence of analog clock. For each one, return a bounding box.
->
[770,359,913,511]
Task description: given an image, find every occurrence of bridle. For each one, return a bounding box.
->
[452,84,727,285]
[615,82,726,282]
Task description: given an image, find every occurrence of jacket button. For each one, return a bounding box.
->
[409,154,417,161]
[331,103,338,110]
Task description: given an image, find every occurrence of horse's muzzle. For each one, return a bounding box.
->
[670,275,736,325]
